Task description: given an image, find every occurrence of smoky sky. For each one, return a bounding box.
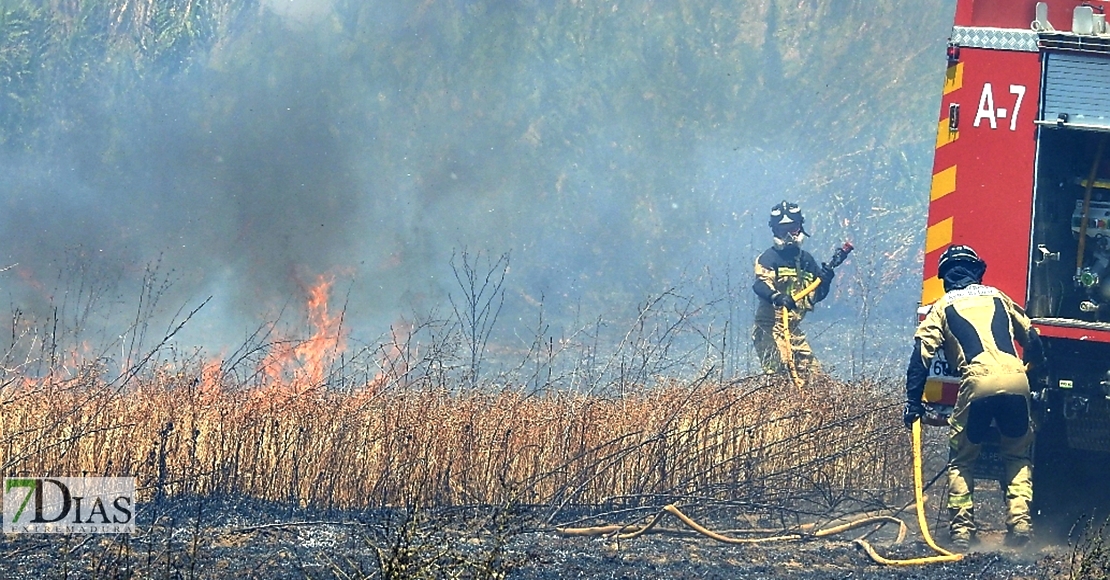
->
[0,0,954,370]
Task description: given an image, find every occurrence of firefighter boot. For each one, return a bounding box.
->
[949,507,976,551]
[1005,520,1033,548]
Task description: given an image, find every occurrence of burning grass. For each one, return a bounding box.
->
[0,270,935,578]
[1,367,907,516]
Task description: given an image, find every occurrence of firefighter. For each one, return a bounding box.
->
[751,200,835,376]
[903,244,1044,550]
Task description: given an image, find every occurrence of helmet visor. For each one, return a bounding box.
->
[772,223,802,238]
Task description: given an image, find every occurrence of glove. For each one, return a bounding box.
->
[820,264,835,283]
[771,292,797,310]
[903,400,925,429]
[1024,356,1048,387]
[1022,349,1046,370]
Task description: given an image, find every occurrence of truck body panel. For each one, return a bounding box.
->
[923,0,1110,535]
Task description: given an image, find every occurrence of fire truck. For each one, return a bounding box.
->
[921,0,1110,537]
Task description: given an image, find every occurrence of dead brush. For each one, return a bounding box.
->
[2,366,907,514]
[1063,517,1110,580]
[0,277,913,579]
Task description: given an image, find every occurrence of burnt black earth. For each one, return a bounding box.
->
[0,495,1088,579]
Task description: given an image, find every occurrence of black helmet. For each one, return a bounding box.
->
[768,200,804,230]
[937,244,985,279]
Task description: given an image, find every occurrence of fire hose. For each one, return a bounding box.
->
[555,242,969,565]
[555,504,907,545]
[853,418,963,565]
[553,419,961,567]
[781,242,854,388]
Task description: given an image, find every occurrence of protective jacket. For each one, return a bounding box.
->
[907,284,1041,405]
[905,282,1043,542]
[752,245,830,324]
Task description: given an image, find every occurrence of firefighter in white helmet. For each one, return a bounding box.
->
[752,200,835,376]
[904,244,1044,550]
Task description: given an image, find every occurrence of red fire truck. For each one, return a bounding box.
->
[921,0,1110,537]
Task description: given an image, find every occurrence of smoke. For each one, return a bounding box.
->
[0,0,951,372]
[262,0,334,21]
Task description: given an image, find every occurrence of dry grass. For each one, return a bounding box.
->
[1,365,907,514]
[2,269,910,532]
[0,275,915,579]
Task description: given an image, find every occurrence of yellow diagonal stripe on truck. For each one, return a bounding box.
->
[921,276,945,306]
[936,119,958,148]
[925,217,953,253]
[930,166,956,201]
[920,215,952,305]
[943,62,963,95]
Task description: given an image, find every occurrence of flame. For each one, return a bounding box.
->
[6,263,358,400]
[199,358,224,401]
[298,274,346,384]
[54,340,93,378]
[257,274,347,395]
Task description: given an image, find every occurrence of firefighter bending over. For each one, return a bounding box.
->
[752,201,835,376]
[904,244,1044,550]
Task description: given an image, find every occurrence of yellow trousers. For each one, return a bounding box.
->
[946,412,1034,536]
[752,318,814,376]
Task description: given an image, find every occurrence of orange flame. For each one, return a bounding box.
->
[297,274,346,386]
[258,274,347,394]
[198,358,224,402]
[54,340,93,378]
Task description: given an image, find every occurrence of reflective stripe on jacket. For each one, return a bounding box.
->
[752,245,827,324]
[914,284,1034,400]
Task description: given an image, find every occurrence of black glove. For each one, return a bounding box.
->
[771,292,797,310]
[1024,356,1048,388]
[903,400,925,429]
[1022,332,1047,391]
[1022,331,1046,370]
[1023,354,1047,373]
[820,264,835,283]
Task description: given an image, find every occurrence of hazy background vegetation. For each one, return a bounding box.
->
[0,0,956,379]
[13,4,1074,578]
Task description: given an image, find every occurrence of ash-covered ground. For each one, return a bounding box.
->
[518,530,1058,579]
[0,495,1086,579]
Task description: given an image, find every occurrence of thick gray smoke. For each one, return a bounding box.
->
[0,0,954,374]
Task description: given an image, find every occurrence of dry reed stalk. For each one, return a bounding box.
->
[1,368,908,511]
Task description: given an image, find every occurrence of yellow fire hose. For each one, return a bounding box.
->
[854,419,963,565]
[777,242,854,387]
[559,243,964,566]
[556,503,907,544]
[553,422,960,567]
[780,278,824,388]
